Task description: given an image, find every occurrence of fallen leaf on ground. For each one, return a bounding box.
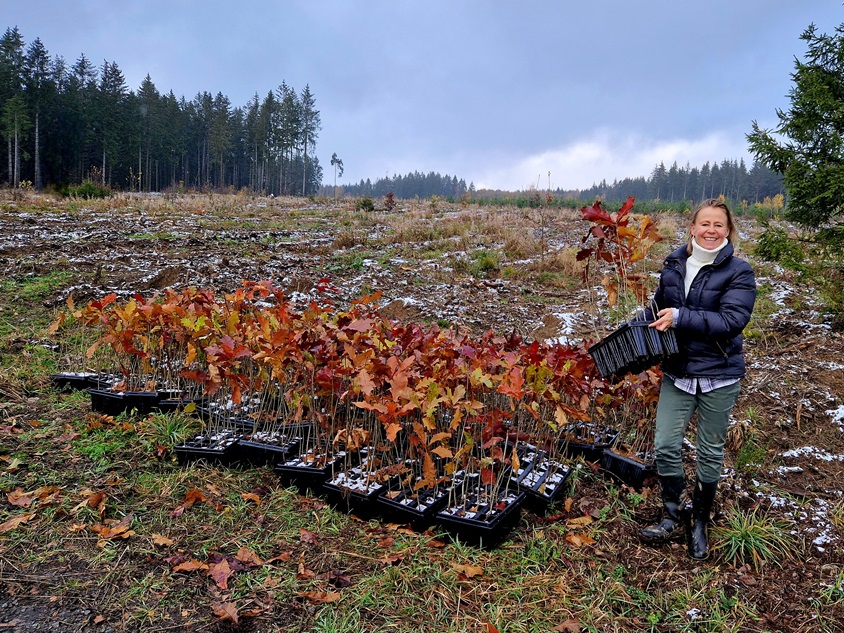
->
[453,563,484,578]
[90,523,134,540]
[300,528,317,544]
[297,591,342,604]
[93,615,105,624]
[565,533,596,547]
[170,488,207,517]
[264,551,292,564]
[382,553,405,566]
[6,488,33,508]
[0,513,35,533]
[551,619,581,632]
[172,559,209,573]
[208,559,233,590]
[377,536,395,548]
[151,534,174,547]
[1,457,23,472]
[315,569,352,588]
[241,492,261,505]
[566,515,593,528]
[211,601,239,625]
[235,547,264,566]
[484,623,501,633]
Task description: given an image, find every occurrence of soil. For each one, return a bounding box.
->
[1,193,843,631]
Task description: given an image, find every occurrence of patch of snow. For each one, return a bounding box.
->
[774,465,804,475]
[781,446,844,461]
[827,405,844,431]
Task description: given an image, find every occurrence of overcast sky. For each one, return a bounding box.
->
[6,1,843,191]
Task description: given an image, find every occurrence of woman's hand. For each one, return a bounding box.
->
[649,308,674,331]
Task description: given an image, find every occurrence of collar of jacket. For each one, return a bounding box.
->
[665,241,735,268]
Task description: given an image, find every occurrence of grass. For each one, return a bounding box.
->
[711,505,793,571]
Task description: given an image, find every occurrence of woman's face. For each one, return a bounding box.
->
[691,206,729,248]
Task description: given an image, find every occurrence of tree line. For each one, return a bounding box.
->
[578,158,783,206]
[336,171,471,201]
[0,26,322,195]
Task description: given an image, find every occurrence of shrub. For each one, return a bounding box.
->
[384,192,396,212]
[355,197,375,213]
[755,226,805,270]
[67,180,112,199]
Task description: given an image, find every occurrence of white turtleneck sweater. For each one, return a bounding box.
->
[684,237,728,297]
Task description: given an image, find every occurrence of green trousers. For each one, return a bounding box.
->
[653,378,742,484]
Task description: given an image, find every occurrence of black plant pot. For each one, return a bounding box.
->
[238,431,305,467]
[436,477,526,550]
[559,423,618,463]
[89,388,160,417]
[275,450,352,494]
[588,321,679,379]
[50,371,98,392]
[512,449,572,515]
[322,467,389,519]
[174,429,242,466]
[154,389,203,414]
[600,448,657,490]
[377,485,451,532]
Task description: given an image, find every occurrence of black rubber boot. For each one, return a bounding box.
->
[689,478,718,560]
[640,475,686,543]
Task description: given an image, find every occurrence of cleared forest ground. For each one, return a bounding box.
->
[1,191,842,632]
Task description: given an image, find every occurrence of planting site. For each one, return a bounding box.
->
[1,191,843,632]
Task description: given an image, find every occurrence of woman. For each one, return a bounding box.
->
[639,198,756,560]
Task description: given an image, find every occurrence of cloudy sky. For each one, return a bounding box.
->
[7,1,843,191]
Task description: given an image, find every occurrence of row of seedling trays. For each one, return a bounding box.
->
[588,321,679,379]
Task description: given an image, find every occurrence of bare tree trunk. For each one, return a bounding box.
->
[13,122,20,187]
[102,146,106,185]
[302,138,307,196]
[34,110,41,189]
[7,137,11,185]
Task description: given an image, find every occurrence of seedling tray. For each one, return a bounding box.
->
[436,487,526,550]
[512,450,572,515]
[89,388,160,417]
[588,321,678,379]
[50,372,98,392]
[600,448,657,490]
[238,432,304,467]
[174,430,241,466]
[275,450,352,494]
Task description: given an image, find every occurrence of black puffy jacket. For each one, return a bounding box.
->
[646,242,756,378]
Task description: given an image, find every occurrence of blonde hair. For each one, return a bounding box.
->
[687,198,737,255]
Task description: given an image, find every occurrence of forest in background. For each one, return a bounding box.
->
[0,27,323,195]
[2,25,784,206]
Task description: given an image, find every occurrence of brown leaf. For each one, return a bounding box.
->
[211,601,239,625]
[172,559,209,573]
[241,492,261,505]
[377,537,395,548]
[1,456,23,473]
[551,619,581,632]
[170,488,207,517]
[92,615,105,624]
[484,623,502,633]
[0,512,35,533]
[235,547,264,567]
[151,534,174,547]
[208,559,233,590]
[6,488,33,508]
[566,515,593,528]
[383,553,405,566]
[297,591,342,604]
[264,550,292,564]
[89,523,134,540]
[565,533,596,547]
[453,563,485,579]
[299,528,317,544]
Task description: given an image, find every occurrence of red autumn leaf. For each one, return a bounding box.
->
[208,559,233,590]
[300,528,317,544]
[484,623,502,633]
[211,601,239,625]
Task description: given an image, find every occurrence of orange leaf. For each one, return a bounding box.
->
[211,601,239,625]
[208,559,233,590]
[453,563,484,578]
[173,559,209,573]
[300,528,317,544]
[0,512,35,533]
[484,623,502,633]
[241,492,261,505]
[565,533,596,547]
[431,445,453,459]
[566,515,593,528]
[298,591,342,604]
[151,534,174,547]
